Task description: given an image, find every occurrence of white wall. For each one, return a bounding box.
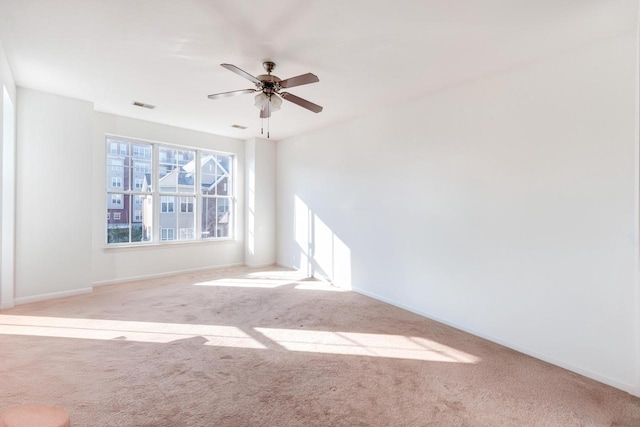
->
[91,113,246,285]
[245,137,276,267]
[277,33,640,395]
[15,88,93,302]
[0,38,16,309]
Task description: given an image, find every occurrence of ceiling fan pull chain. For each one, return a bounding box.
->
[261,117,263,135]
[267,115,270,139]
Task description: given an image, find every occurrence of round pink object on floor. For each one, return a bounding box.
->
[0,404,70,427]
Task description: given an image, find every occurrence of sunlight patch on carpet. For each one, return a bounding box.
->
[0,315,265,348]
[254,328,481,363]
[193,278,298,288]
[293,283,345,292]
[193,277,342,291]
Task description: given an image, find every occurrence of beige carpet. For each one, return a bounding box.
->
[1,266,639,426]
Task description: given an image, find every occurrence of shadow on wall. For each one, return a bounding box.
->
[292,195,352,290]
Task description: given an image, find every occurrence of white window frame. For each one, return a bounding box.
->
[106,136,235,246]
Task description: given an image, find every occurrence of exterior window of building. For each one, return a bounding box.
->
[180,197,194,213]
[114,212,121,220]
[111,158,123,172]
[106,136,234,245]
[180,228,194,240]
[161,196,174,213]
[161,228,175,241]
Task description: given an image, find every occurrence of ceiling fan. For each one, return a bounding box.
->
[208,61,322,137]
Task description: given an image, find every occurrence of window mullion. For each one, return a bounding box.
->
[153,144,160,243]
[195,150,202,239]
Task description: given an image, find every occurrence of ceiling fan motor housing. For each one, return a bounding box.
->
[256,74,281,95]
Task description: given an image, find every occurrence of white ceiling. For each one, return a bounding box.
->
[0,0,635,140]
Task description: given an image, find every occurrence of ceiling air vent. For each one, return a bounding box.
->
[132,101,155,109]
[231,124,247,129]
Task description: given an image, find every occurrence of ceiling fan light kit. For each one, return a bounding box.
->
[208,61,322,138]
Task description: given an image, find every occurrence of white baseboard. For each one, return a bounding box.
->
[14,287,93,306]
[245,262,277,269]
[91,262,245,287]
[352,286,639,398]
[0,301,15,310]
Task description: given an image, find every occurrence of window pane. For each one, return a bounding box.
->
[159,195,177,240]
[217,155,232,196]
[200,153,232,196]
[201,196,231,239]
[107,194,152,243]
[177,196,195,240]
[217,198,231,238]
[158,147,195,193]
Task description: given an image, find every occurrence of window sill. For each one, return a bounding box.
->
[103,238,237,251]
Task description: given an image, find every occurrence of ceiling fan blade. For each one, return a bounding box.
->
[279,73,319,89]
[207,89,255,99]
[221,63,262,85]
[281,92,323,113]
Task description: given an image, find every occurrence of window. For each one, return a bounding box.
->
[133,145,150,158]
[180,228,194,240]
[180,197,194,213]
[110,158,123,172]
[106,137,234,245]
[110,194,122,206]
[161,196,174,213]
[134,161,150,173]
[161,228,175,241]
[114,212,121,220]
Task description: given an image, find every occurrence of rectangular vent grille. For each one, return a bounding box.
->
[132,101,155,109]
[231,124,248,129]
